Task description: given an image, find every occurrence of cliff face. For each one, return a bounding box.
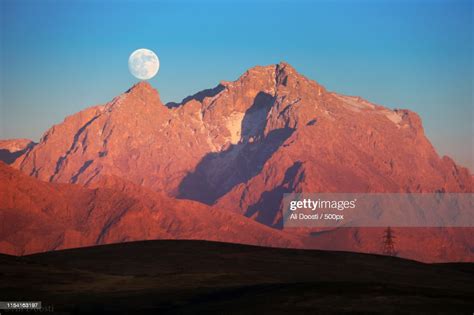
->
[5,62,473,261]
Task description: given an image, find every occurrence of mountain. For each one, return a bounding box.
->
[13,63,471,204]
[5,62,473,261]
[0,138,35,164]
[0,162,301,255]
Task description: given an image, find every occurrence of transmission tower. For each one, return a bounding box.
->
[382,226,397,256]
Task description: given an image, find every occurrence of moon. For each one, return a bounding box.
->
[128,48,160,80]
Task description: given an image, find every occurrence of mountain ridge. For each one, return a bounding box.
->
[0,161,301,255]
[14,62,470,195]
[3,62,472,262]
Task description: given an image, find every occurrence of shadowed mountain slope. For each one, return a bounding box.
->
[0,138,35,164]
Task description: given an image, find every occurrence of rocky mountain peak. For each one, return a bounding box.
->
[10,62,472,213]
[234,62,318,91]
[126,80,155,93]
[121,81,163,107]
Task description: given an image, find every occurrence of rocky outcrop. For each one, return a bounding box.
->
[0,139,35,164]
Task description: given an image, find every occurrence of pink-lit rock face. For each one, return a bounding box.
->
[0,162,301,256]
[4,62,473,262]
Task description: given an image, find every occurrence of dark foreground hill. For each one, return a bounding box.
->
[0,240,473,314]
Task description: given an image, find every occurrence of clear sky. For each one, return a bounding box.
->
[0,0,472,170]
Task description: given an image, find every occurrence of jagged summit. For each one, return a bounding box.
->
[171,62,306,108]
[132,62,320,113]
[13,62,471,195]
[275,61,300,78]
[243,61,298,76]
[127,80,155,93]
[123,80,162,105]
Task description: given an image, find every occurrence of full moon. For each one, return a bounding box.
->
[128,48,160,80]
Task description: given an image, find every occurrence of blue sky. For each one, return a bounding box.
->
[0,0,472,170]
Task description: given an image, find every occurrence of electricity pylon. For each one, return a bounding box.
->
[382,226,397,256]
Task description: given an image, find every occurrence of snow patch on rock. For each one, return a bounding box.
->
[333,94,376,112]
[226,112,245,144]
